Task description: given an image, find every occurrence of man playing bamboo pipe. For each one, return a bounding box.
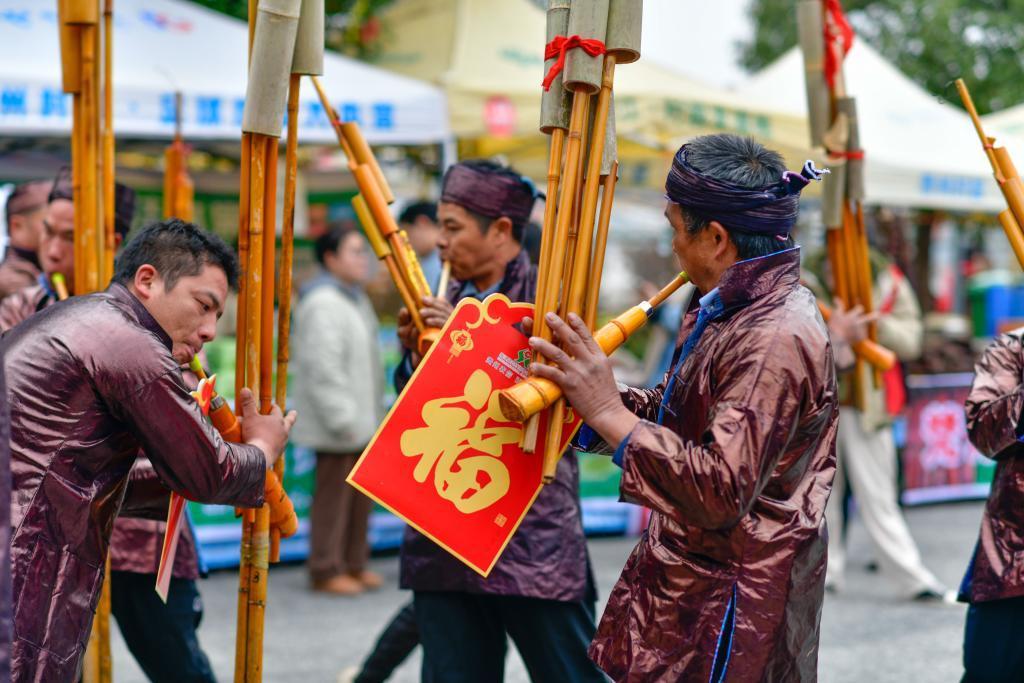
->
[530,134,837,681]
[392,160,605,683]
[2,218,297,680]
[0,180,49,298]
[0,167,134,332]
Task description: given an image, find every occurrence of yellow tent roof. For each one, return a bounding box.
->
[371,0,809,156]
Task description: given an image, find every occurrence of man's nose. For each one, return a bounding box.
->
[199,316,217,342]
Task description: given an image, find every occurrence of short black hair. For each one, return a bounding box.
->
[113,218,240,291]
[399,201,437,225]
[315,223,359,266]
[679,134,795,259]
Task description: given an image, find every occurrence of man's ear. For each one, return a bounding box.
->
[708,221,733,261]
[132,264,159,300]
[488,216,514,244]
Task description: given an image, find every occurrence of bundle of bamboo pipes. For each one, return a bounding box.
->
[522,0,638,482]
[798,0,893,406]
[957,80,1024,270]
[58,2,116,680]
[234,0,319,679]
[309,79,442,351]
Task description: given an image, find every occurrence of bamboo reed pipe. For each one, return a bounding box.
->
[500,273,690,422]
[273,73,301,563]
[341,121,394,204]
[234,510,253,680]
[79,21,100,294]
[522,128,567,452]
[310,76,357,160]
[52,273,69,301]
[245,504,270,681]
[236,133,252,399]
[584,162,619,328]
[245,135,267,405]
[436,260,451,298]
[352,195,430,343]
[958,79,1024,269]
[101,0,114,284]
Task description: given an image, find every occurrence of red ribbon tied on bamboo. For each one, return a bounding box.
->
[823,0,855,90]
[542,35,606,91]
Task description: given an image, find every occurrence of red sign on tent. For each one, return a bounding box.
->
[348,294,581,576]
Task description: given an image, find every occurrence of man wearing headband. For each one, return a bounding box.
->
[530,134,839,680]
[389,160,605,682]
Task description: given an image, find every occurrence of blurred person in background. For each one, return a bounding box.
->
[0,168,135,333]
[806,249,954,602]
[0,180,49,298]
[293,224,385,596]
[961,329,1024,681]
[398,201,441,293]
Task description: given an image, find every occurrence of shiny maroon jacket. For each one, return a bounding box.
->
[962,329,1024,603]
[588,249,838,682]
[1,282,201,580]
[2,283,266,680]
[397,249,592,602]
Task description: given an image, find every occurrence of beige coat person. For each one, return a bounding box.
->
[291,275,385,453]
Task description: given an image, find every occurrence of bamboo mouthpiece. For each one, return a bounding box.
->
[51,273,70,301]
[500,273,689,422]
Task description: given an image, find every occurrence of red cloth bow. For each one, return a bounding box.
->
[823,0,855,90]
[542,35,606,91]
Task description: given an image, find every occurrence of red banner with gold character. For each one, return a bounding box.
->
[348,294,582,576]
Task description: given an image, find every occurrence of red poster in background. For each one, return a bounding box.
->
[348,295,581,576]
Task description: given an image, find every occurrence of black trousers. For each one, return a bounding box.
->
[109,570,216,683]
[414,591,607,683]
[962,595,1024,682]
[355,601,421,683]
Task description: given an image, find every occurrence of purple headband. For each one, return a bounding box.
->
[665,145,827,237]
[441,163,537,224]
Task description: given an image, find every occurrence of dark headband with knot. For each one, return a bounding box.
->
[665,145,827,236]
[441,163,538,225]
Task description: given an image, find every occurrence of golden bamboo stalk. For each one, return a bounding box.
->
[436,260,451,298]
[957,79,1024,269]
[101,0,115,283]
[273,73,301,563]
[584,162,619,328]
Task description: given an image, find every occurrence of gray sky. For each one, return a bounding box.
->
[641,0,754,87]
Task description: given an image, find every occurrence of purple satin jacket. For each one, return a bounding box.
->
[962,329,1024,604]
[588,249,838,682]
[396,249,592,603]
[2,283,266,681]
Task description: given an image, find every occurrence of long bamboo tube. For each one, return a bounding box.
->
[584,162,618,328]
[501,273,690,422]
[436,260,451,298]
[258,134,278,566]
[273,73,301,563]
[101,0,115,284]
[957,79,1024,269]
[522,127,567,451]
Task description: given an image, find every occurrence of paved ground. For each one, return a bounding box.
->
[110,501,984,682]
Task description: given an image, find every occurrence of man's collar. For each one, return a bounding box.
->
[712,246,801,313]
[106,282,173,351]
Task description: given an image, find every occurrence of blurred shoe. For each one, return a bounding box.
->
[864,560,880,573]
[351,570,384,591]
[912,588,959,606]
[337,665,359,683]
[312,574,364,596]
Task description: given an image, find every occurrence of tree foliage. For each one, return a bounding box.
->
[188,0,396,57]
[739,0,1024,114]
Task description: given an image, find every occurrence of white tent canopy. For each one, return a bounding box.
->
[738,41,1019,212]
[0,0,449,144]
